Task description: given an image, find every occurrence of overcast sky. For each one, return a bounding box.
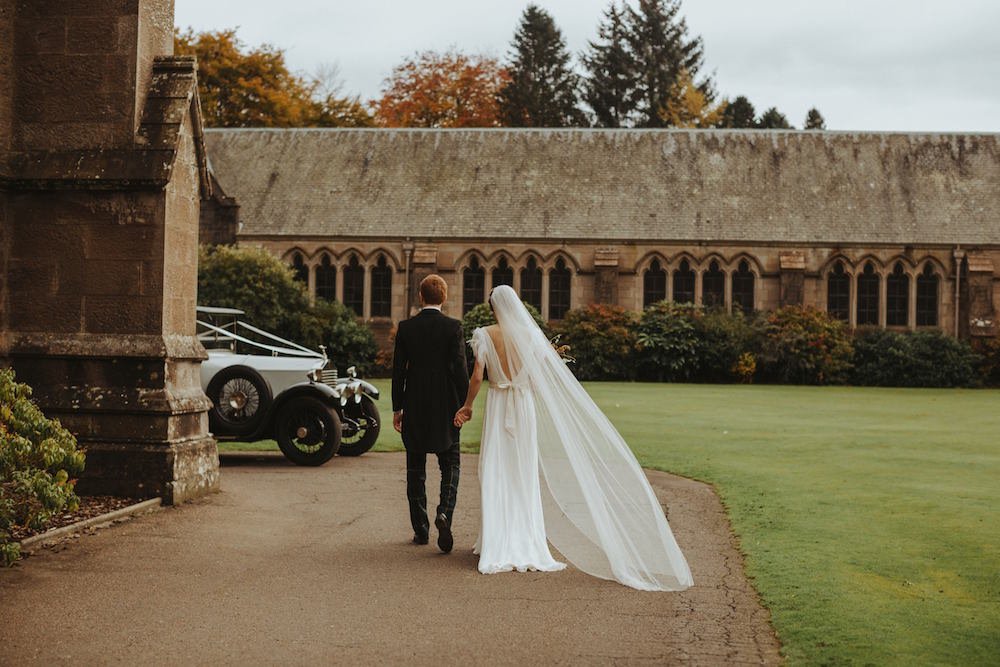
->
[174,0,1000,132]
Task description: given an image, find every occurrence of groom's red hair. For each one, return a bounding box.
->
[419,274,447,306]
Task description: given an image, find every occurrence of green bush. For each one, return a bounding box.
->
[756,307,853,385]
[198,245,376,374]
[553,305,637,381]
[851,329,980,387]
[635,301,702,381]
[696,309,757,383]
[972,337,1000,387]
[1,368,86,566]
[297,299,378,375]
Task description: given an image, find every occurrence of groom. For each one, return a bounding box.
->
[391,274,469,553]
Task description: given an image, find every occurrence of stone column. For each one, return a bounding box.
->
[966,254,997,338]
[593,247,619,305]
[778,252,805,307]
[0,1,217,504]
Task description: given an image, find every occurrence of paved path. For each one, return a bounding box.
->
[0,453,781,665]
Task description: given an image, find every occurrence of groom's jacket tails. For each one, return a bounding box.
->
[391,308,470,453]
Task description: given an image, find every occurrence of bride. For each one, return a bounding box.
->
[453,285,693,592]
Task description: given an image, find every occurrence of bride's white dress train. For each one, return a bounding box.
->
[470,285,694,592]
[471,327,565,574]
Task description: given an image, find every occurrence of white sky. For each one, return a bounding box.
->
[174,0,1000,131]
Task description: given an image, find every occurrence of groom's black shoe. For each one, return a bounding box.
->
[412,533,429,545]
[434,513,453,554]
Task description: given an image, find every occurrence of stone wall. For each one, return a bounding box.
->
[0,1,217,504]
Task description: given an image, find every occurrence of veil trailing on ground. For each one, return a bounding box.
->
[489,285,693,592]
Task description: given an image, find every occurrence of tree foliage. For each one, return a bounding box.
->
[756,307,852,384]
[581,2,636,127]
[174,28,372,128]
[804,107,827,130]
[372,50,508,128]
[851,329,979,387]
[1,369,85,566]
[625,0,712,128]
[498,5,586,127]
[757,106,793,129]
[719,95,757,128]
[197,245,376,373]
[661,68,725,128]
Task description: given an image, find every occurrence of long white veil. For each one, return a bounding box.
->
[489,285,693,592]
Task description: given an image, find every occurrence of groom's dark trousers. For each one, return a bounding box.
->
[391,306,470,539]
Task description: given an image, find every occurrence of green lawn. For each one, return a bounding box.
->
[221,380,1000,665]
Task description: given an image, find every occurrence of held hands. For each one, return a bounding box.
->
[453,406,473,428]
[393,410,403,433]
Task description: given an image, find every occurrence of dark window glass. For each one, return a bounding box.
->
[916,265,939,326]
[672,259,695,304]
[732,260,755,315]
[886,263,909,326]
[826,262,850,322]
[291,252,308,284]
[370,255,392,317]
[549,257,572,320]
[315,255,336,302]
[702,260,725,308]
[520,257,542,312]
[462,256,485,315]
[857,262,880,326]
[643,259,667,308]
[343,255,365,316]
[492,256,514,289]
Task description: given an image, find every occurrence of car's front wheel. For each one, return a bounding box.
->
[274,396,341,466]
[337,394,381,457]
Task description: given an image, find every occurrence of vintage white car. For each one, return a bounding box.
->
[196,306,381,465]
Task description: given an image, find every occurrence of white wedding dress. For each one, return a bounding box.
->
[471,326,566,574]
[470,286,694,592]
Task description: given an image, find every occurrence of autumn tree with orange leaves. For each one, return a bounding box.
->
[372,51,509,128]
[175,28,372,128]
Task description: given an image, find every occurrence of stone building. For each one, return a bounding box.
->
[202,128,1000,348]
[0,0,218,502]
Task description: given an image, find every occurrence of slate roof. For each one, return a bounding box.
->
[204,128,1000,245]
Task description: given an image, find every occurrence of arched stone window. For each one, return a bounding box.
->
[826,261,850,322]
[643,259,667,308]
[732,260,755,315]
[315,254,336,302]
[856,262,880,326]
[549,257,572,320]
[462,256,485,315]
[672,259,695,304]
[291,252,308,284]
[886,262,909,326]
[343,254,365,316]
[370,254,392,317]
[916,264,940,326]
[702,260,725,309]
[492,256,514,289]
[520,257,542,312]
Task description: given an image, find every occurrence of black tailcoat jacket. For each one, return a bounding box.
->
[391,308,470,453]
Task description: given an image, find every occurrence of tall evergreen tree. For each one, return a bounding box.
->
[757,106,793,129]
[719,95,757,128]
[581,2,636,127]
[498,5,586,127]
[804,107,826,129]
[625,0,711,128]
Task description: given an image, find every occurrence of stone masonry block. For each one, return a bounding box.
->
[9,293,82,332]
[13,18,66,54]
[83,259,142,296]
[66,17,119,54]
[84,294,160,334]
